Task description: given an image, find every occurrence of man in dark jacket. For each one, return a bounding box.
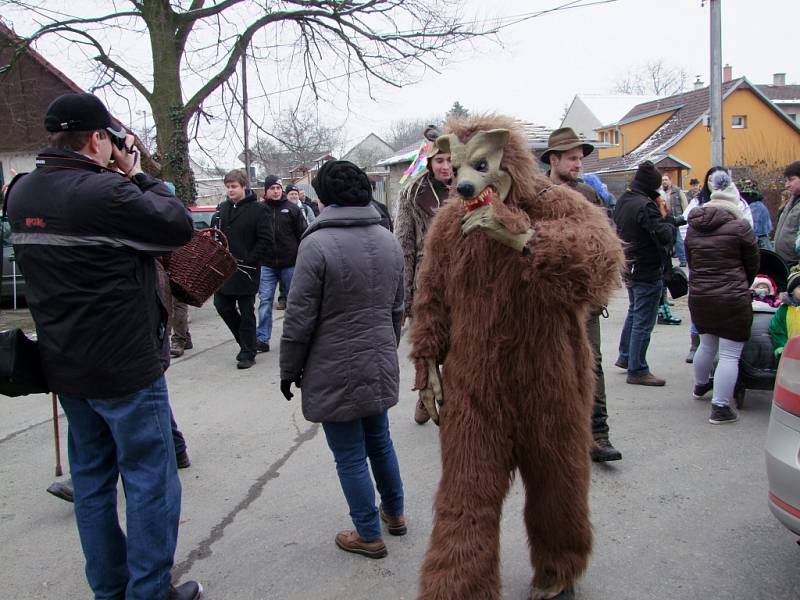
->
[614,161,676,386]
[256,174,306,352]
[7,93,200,600]
[213,169,272,369]
[542,127,622,463]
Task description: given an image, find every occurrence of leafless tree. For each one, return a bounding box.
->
[612,59,688,97]
[446,100,469,119]
[383,116,443,150]
[253,106,341,176]
[0,1,488,202]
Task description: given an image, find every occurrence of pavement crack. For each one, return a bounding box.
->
[0,412,63,446]
[172,422,319,579]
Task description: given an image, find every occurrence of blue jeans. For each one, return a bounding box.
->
[674,232,687,264]
[617,280,663,375]
[59,376,181,600]
[322,411,404,542]
[256,266,294,344]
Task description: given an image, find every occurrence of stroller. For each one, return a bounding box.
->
[733,249,789,407]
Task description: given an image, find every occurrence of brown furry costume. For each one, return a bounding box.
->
[409,115,624,599]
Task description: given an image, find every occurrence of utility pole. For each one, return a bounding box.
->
[709,0,723,166]
[242,46,251,181]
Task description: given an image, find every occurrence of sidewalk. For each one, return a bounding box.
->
[0,307,35,333]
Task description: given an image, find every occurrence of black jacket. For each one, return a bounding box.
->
[613,184,676,283]
[212,190,273,295]
[263,198,306,269]
[7,149,193,398]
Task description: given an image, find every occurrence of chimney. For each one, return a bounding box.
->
[693,76,704,90]
[723,64,732,82]
[774,72,786,86]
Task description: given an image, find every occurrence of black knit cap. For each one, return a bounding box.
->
[44,93,124,139]
[632,160,663,192]
[311,160,372,207]
[263,174,281,190]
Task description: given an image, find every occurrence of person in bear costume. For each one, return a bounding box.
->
[409,115,624,600]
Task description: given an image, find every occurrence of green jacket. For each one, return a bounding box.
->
[770,303,789,357]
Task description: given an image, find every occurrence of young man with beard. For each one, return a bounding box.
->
[213,169,272,369]
[542,127,622,462]
[257,175,306,351]
[395,135,452,425]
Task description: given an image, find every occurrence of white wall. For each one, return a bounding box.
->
[0,152,37,185]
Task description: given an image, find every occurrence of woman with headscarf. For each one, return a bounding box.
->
[685,170,759,424]
[279,160,406,559]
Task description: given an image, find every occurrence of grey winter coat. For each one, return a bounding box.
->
[279,205,405,423]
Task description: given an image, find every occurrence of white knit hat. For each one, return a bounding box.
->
[709,170,740,204]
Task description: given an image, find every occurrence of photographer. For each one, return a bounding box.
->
[6,93,200,600]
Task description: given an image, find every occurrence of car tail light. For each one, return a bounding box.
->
[774,337,800,416]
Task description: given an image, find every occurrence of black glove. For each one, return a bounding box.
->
[280,377,301,401]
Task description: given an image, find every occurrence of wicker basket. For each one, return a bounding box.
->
[167,228,237,307]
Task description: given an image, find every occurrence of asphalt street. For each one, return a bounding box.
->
[1,287,799,600]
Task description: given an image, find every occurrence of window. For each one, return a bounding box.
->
[613,129,619,145]
[731,115,747,128]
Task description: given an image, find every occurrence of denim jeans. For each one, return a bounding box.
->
[617,280,663,375]
[257,266,294,343]
[59,376,181,600]
[674,232,687,264]
[322,411,404,542]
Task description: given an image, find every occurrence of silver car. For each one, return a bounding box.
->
[765,335,800,536]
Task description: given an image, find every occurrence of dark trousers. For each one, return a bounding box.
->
[214,292,257,360]
[587,312,609,440]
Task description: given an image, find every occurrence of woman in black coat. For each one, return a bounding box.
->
[685,170,759,424]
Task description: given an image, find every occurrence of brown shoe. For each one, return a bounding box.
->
[626,372,666,386]
[414,398,430,425]
[170,342,185,358]
[334,530,387,559]
[379,505,407,536]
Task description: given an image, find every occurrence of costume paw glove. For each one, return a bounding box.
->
[414,358,443,425]
[461,203,534,254]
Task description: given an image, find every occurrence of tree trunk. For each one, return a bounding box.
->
[143,1,197,205]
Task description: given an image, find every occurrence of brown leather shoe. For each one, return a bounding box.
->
[379,505,407,536]
[170,342,185,358]
[626,372,666,386]
[414,398,430,425]
[334,530,387,559]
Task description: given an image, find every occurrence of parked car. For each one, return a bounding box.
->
[1,218,25,303]
[189,205,217,230]
[765,335,800,536]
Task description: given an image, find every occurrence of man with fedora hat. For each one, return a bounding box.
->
[613,160,677,386]
[541,127,622,462]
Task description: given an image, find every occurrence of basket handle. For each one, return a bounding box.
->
[198,227,228,250]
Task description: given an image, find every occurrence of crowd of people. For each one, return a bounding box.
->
[4,91,800,600]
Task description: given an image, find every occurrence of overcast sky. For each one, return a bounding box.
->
[4,0,798,166]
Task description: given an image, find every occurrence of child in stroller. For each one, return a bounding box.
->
[734,250,789,407]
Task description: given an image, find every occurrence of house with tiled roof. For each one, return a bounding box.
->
[582,77,800,197]
[561,94,658,142]
[757,73,800,124]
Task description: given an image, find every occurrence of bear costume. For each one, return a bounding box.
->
[409,115,624,599]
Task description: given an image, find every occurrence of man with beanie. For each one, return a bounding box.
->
[541,127,622,462]
[280,160,406,560]
[213,169,272,369]
[286,183,315,225]
[614,160,676,386]
[774,161,800,265]
[395,129,452,425]
[257,174,306,352]
[5,93,201,599]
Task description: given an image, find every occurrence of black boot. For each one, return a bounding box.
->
[591,438,622,462]
[165,581,203,600]
[686,333,700,363]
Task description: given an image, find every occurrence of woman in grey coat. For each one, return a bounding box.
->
[279,160,406,559]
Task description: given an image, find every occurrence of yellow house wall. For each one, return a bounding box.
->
[598,110,674,159]
[670,88,800,180]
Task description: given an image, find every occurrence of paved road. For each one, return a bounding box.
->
[1,289,799,600]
